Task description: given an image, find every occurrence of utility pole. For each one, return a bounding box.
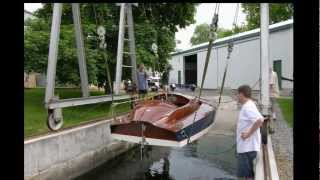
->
[260,3,270,116]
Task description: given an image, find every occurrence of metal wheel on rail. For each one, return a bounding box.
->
[47,108,63,131]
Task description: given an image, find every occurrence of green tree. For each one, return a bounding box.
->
[190,23,211,45]
[190,23,248,46]
[25,3,197,93]
[242,3,293,30]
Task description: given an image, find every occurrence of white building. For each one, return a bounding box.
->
[168,19,293,91]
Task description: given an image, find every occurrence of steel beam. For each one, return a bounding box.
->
[47,94,131,109]
[115,3,126,95]
[126,5,138,86]
[45,3,63,104]
[72,3,89,97]
[260,3,270,115]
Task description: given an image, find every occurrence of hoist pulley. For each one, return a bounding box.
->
[227,42,234,59]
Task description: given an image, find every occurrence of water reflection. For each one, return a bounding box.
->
[75,135,236,180]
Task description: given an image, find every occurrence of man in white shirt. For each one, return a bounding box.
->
[236,85,264,180]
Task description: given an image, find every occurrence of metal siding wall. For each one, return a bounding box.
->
[269,28,293,89]
[169,25,293,90]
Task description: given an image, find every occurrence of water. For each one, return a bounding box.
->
[75,134,237,180]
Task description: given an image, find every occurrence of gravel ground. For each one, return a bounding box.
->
[270,102,293,180]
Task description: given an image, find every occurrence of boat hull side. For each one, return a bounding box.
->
[111,110,216,147]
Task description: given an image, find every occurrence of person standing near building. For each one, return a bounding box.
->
[236,85,264,180]
[137,63,149,98]
[268,67,280,133]
[269,67,280,119]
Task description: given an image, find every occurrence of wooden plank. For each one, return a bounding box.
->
[267,135,280,180]
[255,146,265,180]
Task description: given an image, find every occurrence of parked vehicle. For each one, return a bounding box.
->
[148,77,161,92]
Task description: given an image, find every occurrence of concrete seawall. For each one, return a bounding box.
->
[24,119,136,180]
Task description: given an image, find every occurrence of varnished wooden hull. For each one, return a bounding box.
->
[111,93,216,147]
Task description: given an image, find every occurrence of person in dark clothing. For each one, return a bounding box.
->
[137,63,149,98]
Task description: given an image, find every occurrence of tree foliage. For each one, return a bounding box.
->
[24,3,197,92]
[190,23,210,45]
[189,3,293,46]
[242,3,293,30]
[190,23,248,46]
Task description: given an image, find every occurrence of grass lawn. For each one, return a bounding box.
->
[276,97,293,127]
[24,88,131,138]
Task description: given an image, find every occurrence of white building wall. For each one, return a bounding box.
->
[169,22,293,90]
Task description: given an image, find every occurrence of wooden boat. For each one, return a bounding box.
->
[111,92,217,147]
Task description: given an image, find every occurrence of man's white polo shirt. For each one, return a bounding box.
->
[236,99,264,153]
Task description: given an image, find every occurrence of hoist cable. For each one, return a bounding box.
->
[187,3,220,144]
[198,3,220,99]
[217,4,240,105]
[92,4,99,48]
[233,3,240,28]
[92,4,114,102]
[145,4,160,77]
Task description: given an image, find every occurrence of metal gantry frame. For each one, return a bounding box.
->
[114,3,138,95]
[45,3,273,134]
[260,3,270,116]
[45,3,136,130]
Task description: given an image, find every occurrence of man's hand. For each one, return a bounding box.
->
[241,130,251,140]
[241,118,264,140]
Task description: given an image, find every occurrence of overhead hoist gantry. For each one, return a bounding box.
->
[44,3,137,131]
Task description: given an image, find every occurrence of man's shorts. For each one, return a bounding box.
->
[237,151,257,178]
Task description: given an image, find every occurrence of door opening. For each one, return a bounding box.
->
[273,60,282,89]
[184,54,197,85]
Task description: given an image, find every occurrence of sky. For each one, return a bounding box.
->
[175,3,246,50]
[24,3,246,50]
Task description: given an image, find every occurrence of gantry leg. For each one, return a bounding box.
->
[45,3,64,130]
[72,3,89,97]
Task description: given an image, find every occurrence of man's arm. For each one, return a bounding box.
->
[241,118,264,140]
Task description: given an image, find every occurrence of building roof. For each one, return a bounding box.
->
[24,9,34,16]
[24,10,37,22]
[170,19,293,56]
